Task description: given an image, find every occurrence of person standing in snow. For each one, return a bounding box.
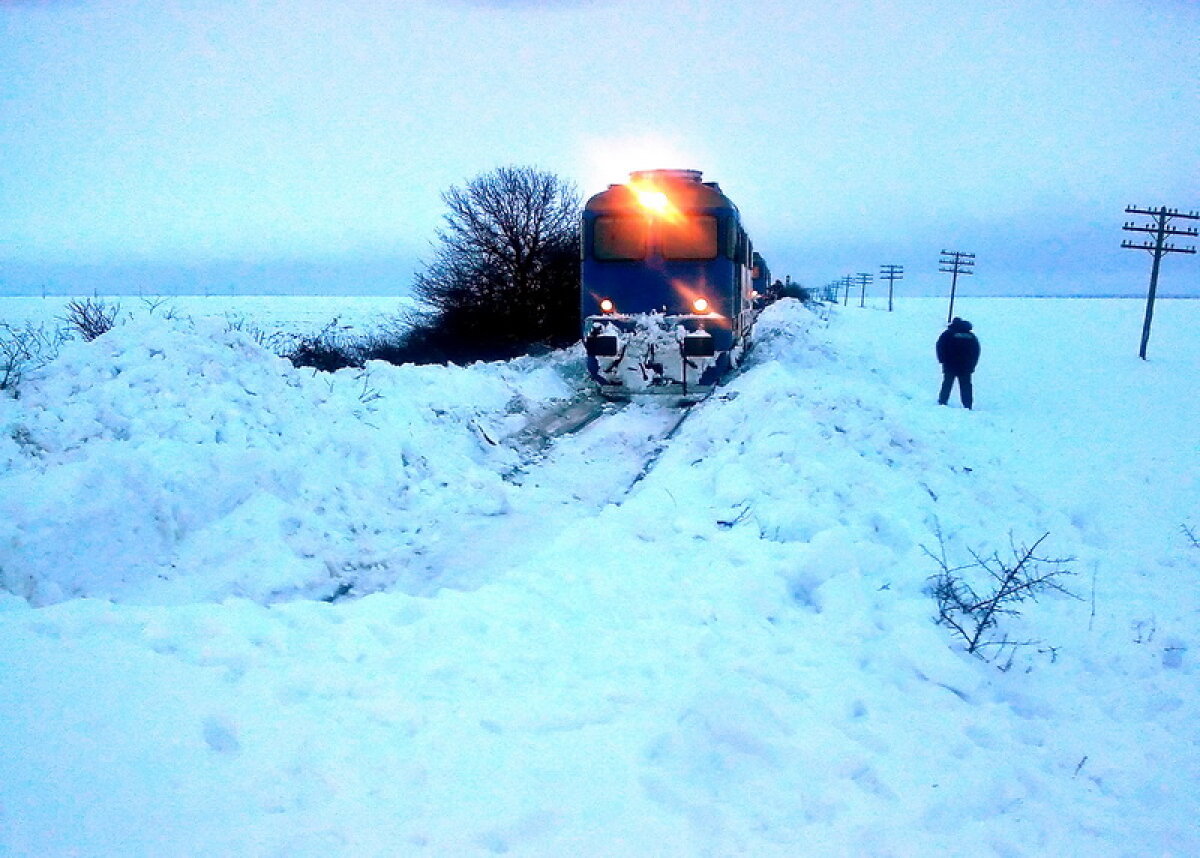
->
[936,317,980,409]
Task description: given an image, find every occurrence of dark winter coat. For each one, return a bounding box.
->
[936,318,980,373]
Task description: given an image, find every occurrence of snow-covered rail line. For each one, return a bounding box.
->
[505,393,704,496]
[400,398,700,595]
[505,393,624,467]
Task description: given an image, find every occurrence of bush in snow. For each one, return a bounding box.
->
[359,320,466,367]
[779,281,812,302]
[64,298,121,341]
[0,322,71,393]
[925,531,1077,662]
[355,318,436,366]
[283,319,366,372]
[277,316,453,372]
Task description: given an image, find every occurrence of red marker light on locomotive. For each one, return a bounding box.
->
[692,297,710,314]
[599,298,615,314]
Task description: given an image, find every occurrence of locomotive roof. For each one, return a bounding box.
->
[584,170,738,214]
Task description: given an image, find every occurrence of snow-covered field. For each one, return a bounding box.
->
[1,296,1197,856]
[0,295,415,335]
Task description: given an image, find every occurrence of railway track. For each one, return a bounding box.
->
[509,393,625,457]
[348,385,742,598]
[503,386,741,500]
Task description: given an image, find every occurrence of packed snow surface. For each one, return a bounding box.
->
[1,297,1197,856]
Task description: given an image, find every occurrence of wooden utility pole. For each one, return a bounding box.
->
[880,264,903,312]
[939,250,975,323]
[856,273,872,308]
[1121,205,1198,359]
[841,275,853,306]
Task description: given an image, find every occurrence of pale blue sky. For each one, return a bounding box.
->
[2,0,1197,296]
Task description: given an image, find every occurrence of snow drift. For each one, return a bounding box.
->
[1,296,1197,856]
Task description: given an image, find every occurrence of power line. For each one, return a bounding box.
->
[856,272,872,308]
[939,250,975,323]
[879,264,903,313]
[1121,204,1198,359]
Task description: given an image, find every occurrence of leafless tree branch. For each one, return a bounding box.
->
[927,531,1078,660]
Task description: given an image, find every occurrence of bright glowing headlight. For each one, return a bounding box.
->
[692,297,710,314]
[633,188,670,213]
[599,298,615,314]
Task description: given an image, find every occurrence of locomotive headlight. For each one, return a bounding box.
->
[633,188,670,213]
[599,298,615,314]
[692,297,710,314]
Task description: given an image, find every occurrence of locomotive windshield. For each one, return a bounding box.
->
[593,216,648,260]
[592,214,719,261]
[660,215,718,260]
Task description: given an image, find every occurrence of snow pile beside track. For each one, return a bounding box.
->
[0,315,578,604]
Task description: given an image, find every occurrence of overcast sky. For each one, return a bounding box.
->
[2,0,1198,296]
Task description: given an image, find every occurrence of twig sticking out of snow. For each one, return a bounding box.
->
[924,531,1078,661]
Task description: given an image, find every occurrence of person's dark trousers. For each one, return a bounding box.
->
[938,370,973,409]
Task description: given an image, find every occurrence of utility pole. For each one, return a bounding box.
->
[939,250,975,323]
[842,275,853,306]
[880,264,903,312]
[1121,204,1198,360]
[856,272,872,308]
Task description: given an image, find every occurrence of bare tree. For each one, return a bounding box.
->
[410,166,582,363]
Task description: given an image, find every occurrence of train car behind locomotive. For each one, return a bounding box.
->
[581,169,764,401]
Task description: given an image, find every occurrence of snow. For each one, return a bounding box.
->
[1,296,1197,856]
[0,295,415,334]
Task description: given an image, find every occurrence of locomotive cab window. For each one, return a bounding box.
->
[723,218,739,260]
[593,216,648,260]
[660,215,718,260]
[735,228,750,266]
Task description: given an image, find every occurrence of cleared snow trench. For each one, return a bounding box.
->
[409,397,702,596]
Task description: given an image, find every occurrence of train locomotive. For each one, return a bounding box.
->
[581,169,764,401]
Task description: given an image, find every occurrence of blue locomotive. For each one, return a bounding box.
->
[581,169,765,400]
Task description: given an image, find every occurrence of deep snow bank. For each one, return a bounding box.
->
[0,314,579,604]
[0,297,1196,857]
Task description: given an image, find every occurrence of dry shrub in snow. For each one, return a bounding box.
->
[64,298,121,341]
[280,317,432,372]
[0,322,70,392]
[283,319,365,372]
[925,531,1077,662]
